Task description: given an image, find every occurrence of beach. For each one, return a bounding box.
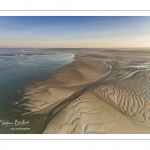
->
[19,49,150,134]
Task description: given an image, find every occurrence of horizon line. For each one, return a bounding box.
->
[1,47,150,49]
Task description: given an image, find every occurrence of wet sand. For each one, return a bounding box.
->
[21,49,150,133]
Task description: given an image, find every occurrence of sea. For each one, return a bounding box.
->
[0,48,74,133]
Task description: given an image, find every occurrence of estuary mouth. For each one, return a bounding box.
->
[1,48,150,134]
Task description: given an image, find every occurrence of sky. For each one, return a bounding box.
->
[0,16,150,48]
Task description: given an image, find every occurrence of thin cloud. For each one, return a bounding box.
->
[50,31,97,39]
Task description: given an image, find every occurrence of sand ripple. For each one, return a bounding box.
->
[16,50,150,134]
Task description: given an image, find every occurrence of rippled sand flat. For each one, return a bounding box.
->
[43,90,150,134]
[21,49,150,133]
[21,57,109,115]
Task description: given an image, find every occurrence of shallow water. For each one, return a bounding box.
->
[0,48,74,133]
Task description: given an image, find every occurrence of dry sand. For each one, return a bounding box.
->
[21,50,150,133]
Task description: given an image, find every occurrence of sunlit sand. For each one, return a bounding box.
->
[19,49,150,134]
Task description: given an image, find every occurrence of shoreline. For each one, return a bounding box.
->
[0,51,75,133]
[7,49,150,134]
[19,53,110,133]
[21,54,110,115]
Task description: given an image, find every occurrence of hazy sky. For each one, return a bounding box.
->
[0,16,150,48]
